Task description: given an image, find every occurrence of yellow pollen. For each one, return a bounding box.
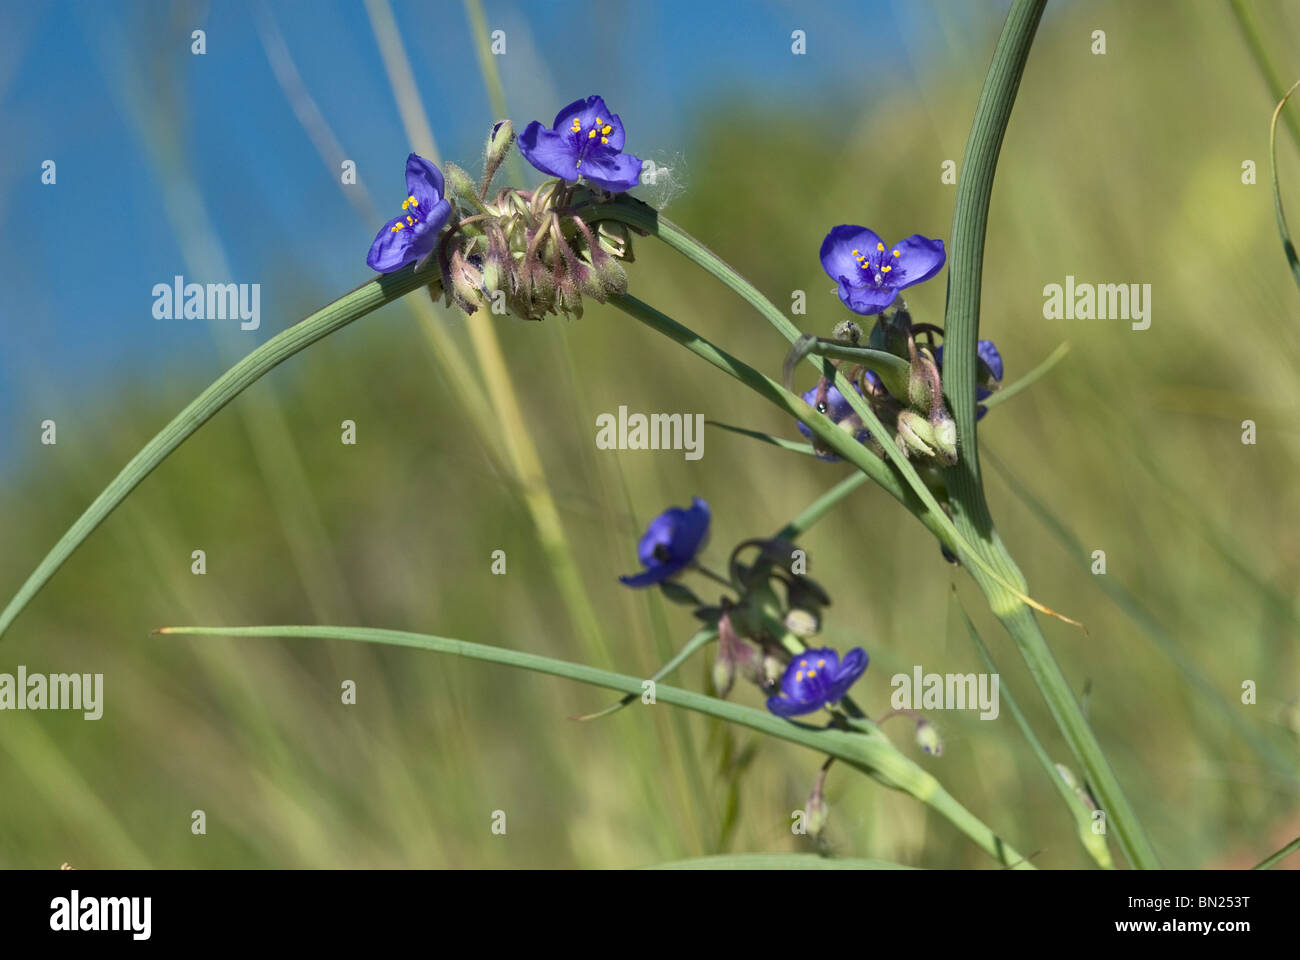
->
[796,671,804,682]
[801,660,808,668]
[406,216,414,226]
[409,196,418,206]
[892,249,899,257]
[600,136,608,144]
[877,242,885,251]
[851,249,860,256]
[808,670,817,678]
[602,124,612,135]
[882,265,891,273]
[595,117,603,125]
[588,129,596,139]
[390,222,404,232]
[817,659,825,667]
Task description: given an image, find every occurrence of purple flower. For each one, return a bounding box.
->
[935,339,1003,419]
[619,498,710,587]
[796,374,881,461]
[366,154,453,273]
[766,647,869,717]
[820,226,946,315]
[518,96,643,192]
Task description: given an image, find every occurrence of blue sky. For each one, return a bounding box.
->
[0,0,999,469]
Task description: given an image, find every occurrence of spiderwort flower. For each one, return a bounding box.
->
[795,375,880,461]
[820,226,946,315]
[766,647,869,717]
[518,96,643,192]
[366,154,452,273]
[619,497,710,587]
[935,339,1003,419]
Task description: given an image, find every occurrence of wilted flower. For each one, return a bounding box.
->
[619,497,711,588]
[518,95,643,192]
[935,339,1004,419]
[820,226,946,315]
[766,646,869,717]
[366,154,453,273]
[795,375,880,461]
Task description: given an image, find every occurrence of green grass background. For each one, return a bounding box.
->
[1,0,1298,868]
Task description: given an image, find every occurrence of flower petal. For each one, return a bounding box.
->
[820,225,882,286]
[405,154,445,208]
[518,123,580,180]
[890,234,946,289]
[579,151,642,192]
[366,214,418,272]
[837,277,898,315]
[766,694,818,717]
[977,339,1004,382]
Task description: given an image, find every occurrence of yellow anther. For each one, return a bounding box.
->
[602,124,612,135]
[595,117,603,125]
[600,137,608,144]
[892,249,899,257]
[877,242,885,251]
[409,196,418,206]
[808,670,817,678]
[817,659,825,667]
[391,222,405,231]
[406,216,414,226]
[882,265,891,273]
[401,199,409,210]
[588,129,596,139]
[801,660,808,668]
[851,249,860,256]
[796,671,804,682]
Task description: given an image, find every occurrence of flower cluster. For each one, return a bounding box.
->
[618,499,868,719]
[792,231,1005,466]
[366,96,647,323]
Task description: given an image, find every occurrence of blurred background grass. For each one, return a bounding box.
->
[0,0,1298,868]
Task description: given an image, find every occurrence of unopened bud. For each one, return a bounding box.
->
[929,412,958,465]
[805,786,829,837]
[916,719,943,756]
[832,320,862,345]
[897,409,938,460]
[784,608,820,638]
[597,221,634,261]
[444,162,478,203]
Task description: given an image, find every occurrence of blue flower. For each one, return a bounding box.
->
[820,226,946,315]
[766,647,869,717]
[619,498,711,587]
[795,374,880,461]
[935,339,1003,419]
[518,96,643,193]
[366,154,452,273]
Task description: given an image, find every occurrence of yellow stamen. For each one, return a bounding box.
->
[882,265,891,273]
[877,242,885,251]
[600,137,608,144]
[808,670,817,678]
[851,249,860,256]
[391,222,405,231]
[892,250,899,257]
[796,671,804,682]
[409,196,418,207]
[588,129,596,139]
[406,216,414,225]
[602,124,612,135]
[595,117,603,125]
[817,659,825,667]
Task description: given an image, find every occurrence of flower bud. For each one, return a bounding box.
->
[713,653,736,699]
[915,718,943,756]
[804,785,830,837]
[486,120,515,167]
[448,250,487,315]
[832,319,862,345]
[896,409,939,460]
[929,411,958,465]
[444,162,478,203]
[597,221,634,261]
[784,608,820,638]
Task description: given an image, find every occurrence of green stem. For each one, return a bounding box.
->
[0,266,441,643]
[940,0,1159,869]
[158,623,1033,868]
